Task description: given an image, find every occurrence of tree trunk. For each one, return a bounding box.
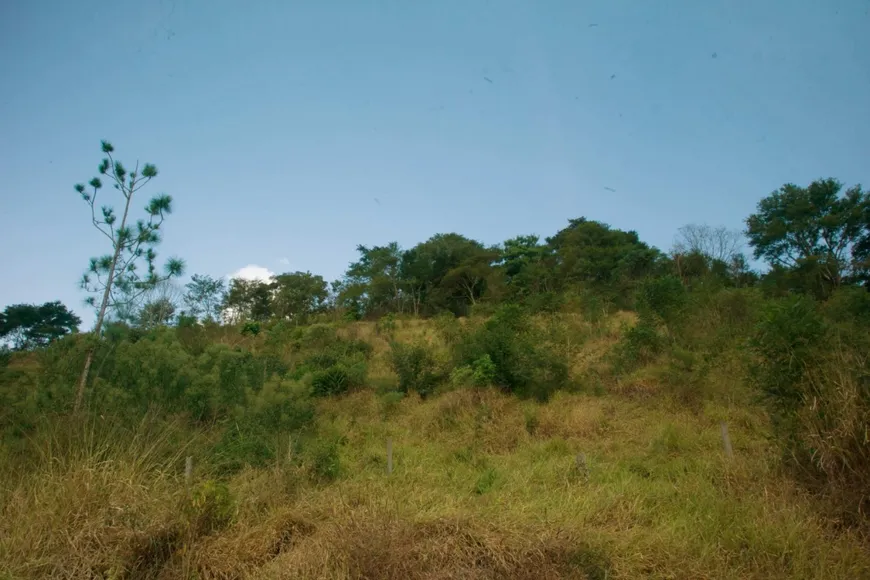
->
[74,192,134,414]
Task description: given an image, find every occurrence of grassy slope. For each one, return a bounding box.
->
[1,316,869,579]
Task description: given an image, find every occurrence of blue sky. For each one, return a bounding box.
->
[1,0,869,328]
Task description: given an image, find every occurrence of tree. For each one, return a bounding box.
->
[137,298,177,328]
[439,245,501,307]
[0,301,81,350]
[73,140,184,412]
[673,224,744,263]
[272,271,329,323]
[136,281,184,328]
[499,235,557,299]
[183,274,227,322]
[547,218,663,293]
[745,178,869,297]
[344,243,406,316]
[403,233,496,315]
[222,278,274,323]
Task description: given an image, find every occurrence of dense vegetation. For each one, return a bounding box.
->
[1,146,869,578]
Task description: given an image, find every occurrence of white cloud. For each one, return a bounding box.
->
[278,257,290,266]
[228,264,275,282]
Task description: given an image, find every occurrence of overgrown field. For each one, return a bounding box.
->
[2,293,869,579]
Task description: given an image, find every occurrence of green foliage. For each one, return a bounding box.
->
[183,274,226,322]
[299,334,371,397]
[745,291,870,503]
[223,278,274,323]
[184,479,236,536]
[0,301,81,350]
[136,296,177,329]
[210,422,275,476]
[547,218,665,303]
[389,341,444,397]
[342,242,406,317]
[303,433,343,483]
[748,295,826,418]
[376,312,397,337]
[746,178,869,297]
[76,141,185,320]
[470,354,497,386]
[454,304,569,401]
[636,275,687,323]
[613,318,663,372]
[272,271,329,323]
[241,321,261,336]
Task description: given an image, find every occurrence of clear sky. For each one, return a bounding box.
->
[1,0,869,328]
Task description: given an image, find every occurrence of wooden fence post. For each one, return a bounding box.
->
[720,422,733,459]
[386,437,393,475]
[575,452,589,481]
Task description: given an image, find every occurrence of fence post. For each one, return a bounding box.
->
[575,452,589,481]
[720,422,733,459]
[386,437,393,475]
[287,434,293,465]
[184,455,193,485]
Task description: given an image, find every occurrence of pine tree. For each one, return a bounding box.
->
[73,140,184,412]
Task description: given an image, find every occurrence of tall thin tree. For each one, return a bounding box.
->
[73,140,184,412]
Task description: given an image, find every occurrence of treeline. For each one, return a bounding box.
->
[192,177,869,327]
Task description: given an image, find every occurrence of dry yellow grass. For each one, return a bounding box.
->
[3,386,868,579]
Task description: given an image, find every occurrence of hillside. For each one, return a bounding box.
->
[2,309,869,579]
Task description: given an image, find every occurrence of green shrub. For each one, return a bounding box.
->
[470,354,496,386]
[210,422,275,476]
[294,332,372,397]
[184,479,236,536]
[449,364,473,388]
[612,316,663,372]
[636,275,687,324]
[376,313,397,336]
[241,321,261,336]
[748,294,870,509]
[304,434,343,483]
[748,295,826,419]
[311,364,353,396]
[242,378,315,432]
[454,304,569,400]
[389,341,444,398]
[432,312,463,346]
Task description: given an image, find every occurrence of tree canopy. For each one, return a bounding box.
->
[746,178,869,297]
[0,301,81,350]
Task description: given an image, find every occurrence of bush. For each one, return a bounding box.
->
[432,312,464,346]
[748,295,826,419]
[612,316,663,372]
[454,304,569,401]
[294,331,372,397]
[376,313,397,336]
[636,275,687,323]
[304,433,343,483]
[184,479,236,536]
[748,294,870,514]
[210,422,276,476]
[389,341,444,398]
